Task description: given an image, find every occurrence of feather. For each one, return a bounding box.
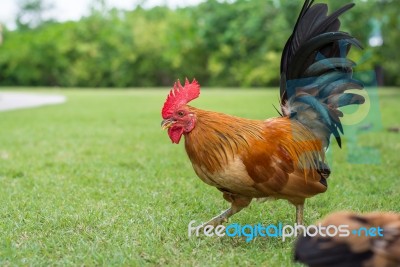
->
[319,78,364,99]
[337,93,365,107]
[290,33,362,79]
[304,58,356,77]
[295,95,332,127]
[309,3,355,37]
[279,1,364,149]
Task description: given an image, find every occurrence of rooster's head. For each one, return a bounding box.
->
[161,78,200,144]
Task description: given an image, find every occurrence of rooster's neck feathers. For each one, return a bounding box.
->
[184,106,265,173]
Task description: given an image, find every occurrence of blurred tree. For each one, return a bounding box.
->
[16,0,53,30]
[0,24,3,45]
[0,0,398,87]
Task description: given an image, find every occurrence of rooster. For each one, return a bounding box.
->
[294,211,400,267]
[161,0,364,226]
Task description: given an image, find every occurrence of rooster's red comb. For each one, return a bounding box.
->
[161,78,200,119]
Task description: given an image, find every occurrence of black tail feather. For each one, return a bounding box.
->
[279,1,364,149]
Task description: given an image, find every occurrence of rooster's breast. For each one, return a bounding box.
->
[191,156,269,198]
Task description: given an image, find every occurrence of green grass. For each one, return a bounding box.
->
[0,88,399,266]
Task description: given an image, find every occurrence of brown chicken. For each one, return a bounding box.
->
[295,211,400,267]
[161,0,364,226]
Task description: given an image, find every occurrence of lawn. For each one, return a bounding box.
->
[0,88,399,266]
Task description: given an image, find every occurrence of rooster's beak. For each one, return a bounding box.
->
[161,118,175,130]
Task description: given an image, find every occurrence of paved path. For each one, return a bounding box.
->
[0,92,66,111]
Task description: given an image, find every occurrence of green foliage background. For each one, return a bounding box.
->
[0,0,398,87]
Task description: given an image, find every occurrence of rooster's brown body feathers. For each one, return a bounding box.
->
[185,106,327,206]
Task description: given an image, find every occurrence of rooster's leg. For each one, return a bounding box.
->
[200,194,252,227]
[296,204,304,225]
[200,207,236,227]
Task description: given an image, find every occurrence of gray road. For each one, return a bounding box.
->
[0,92,66,111]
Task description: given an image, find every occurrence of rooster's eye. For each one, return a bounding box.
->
[178,111,184,117]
